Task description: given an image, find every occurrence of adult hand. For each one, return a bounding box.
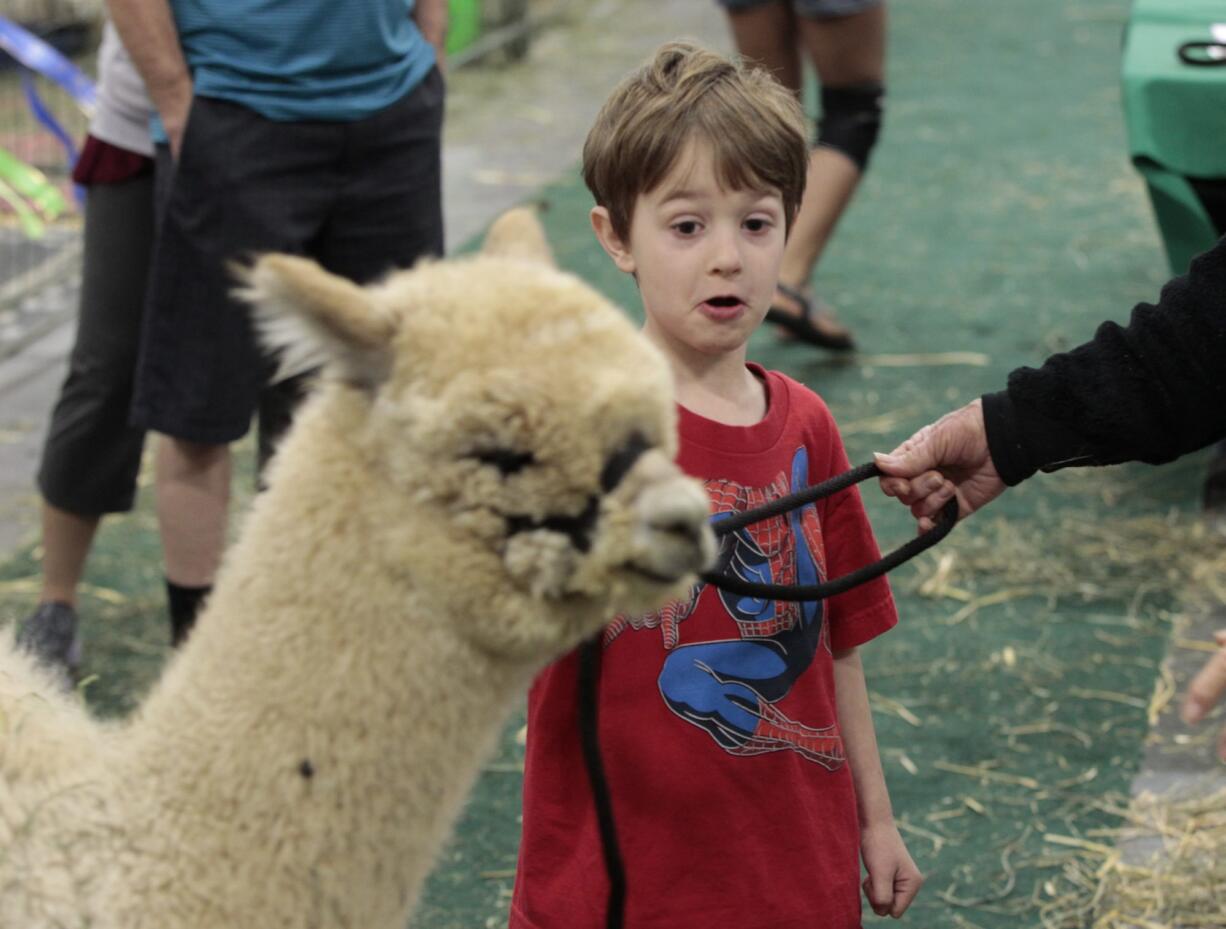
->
[160,82,193,160]
[874,399,1007,531]
[413,0,449,73]
[860,822,924,918]
[1180,629,1226,762]
[104,0,193,158]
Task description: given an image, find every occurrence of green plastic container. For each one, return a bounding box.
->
[446,0,482,55]
[1121,2,1226,273]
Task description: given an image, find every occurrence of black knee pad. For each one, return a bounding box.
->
[817,82,884,171]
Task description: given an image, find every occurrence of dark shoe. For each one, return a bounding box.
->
[15,601,81,688]
[765,282,856,351]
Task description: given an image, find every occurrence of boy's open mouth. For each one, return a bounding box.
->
[706,296,742,308]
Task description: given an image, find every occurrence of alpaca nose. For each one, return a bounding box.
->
[634,476,717,577]
[646,507,708,548]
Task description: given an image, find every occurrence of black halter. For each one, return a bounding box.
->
[578,462,959,929]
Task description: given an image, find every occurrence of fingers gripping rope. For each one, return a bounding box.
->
[699,461,959,602]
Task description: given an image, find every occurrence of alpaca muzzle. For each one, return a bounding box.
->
[625,452,715,583]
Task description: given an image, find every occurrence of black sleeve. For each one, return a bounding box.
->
[981,237,1226,486]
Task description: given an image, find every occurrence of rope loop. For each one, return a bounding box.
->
[699,461,959,602]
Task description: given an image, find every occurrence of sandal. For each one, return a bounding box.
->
[764,282,855,351]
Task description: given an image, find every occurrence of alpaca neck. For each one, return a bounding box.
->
[115,397,537,925]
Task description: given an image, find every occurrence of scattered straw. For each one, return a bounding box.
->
[856,351,992,367]
[934,761,1042,790]
[1039,787,1226,928]
[869,691,924,726]
[897,506,1226,927]
[907,511,1225,616]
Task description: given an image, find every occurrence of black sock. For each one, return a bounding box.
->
[166,580,212,647]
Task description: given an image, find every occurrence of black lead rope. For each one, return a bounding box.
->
[578,461,959,929]
[700,461,959,600]
[578,638,626,929]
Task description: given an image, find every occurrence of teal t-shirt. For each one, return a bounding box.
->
[169,0,436,121]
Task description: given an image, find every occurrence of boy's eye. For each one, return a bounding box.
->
[672,220,700,236]
[744,217,772,233]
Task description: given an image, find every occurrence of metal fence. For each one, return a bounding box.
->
[0,0,553,358]
[0,16,93,357]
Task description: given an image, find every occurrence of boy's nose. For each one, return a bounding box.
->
[708,230,743,276]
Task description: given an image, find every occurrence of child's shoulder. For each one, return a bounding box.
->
[760,366,836,425]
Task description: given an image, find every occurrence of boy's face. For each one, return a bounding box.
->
[591,139,787,361]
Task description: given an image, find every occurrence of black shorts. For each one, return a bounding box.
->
[131,68,444,444]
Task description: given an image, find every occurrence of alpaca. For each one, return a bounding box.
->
[0,209,715,928]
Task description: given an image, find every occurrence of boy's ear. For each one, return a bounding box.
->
[590,206,636,275]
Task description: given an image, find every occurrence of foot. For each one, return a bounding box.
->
[15,601,81,689]
[766,283,855,351]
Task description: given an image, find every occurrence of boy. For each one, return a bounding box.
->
[510,41,921,929]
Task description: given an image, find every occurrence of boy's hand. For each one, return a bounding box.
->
[1181,629,1226,762]
[860,822,923,918]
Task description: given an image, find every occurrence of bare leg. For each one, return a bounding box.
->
[37,503,101,606]
[727,4,886,343]
[785,4,886,289]
[155,436,230,587]
[726,1,803,92]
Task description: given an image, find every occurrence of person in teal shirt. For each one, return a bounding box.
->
[102,0,447,646]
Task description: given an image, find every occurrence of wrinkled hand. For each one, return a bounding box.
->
[1180,629,1226,762]
[860,822,923,918]
[875,399,1006,531]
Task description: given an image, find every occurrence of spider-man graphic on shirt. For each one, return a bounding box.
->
[604,445,844,770]
[512,370,899,929]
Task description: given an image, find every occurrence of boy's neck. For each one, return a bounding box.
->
[654,338,767,426]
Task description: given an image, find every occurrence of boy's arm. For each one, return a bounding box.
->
[833,646,924,919]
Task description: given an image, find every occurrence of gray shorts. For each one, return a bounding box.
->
[717,0,882,19]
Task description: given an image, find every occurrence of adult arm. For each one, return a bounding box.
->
[412,0,449,70]
[984,237,1226,484]
[105,0,192,157]
[833,648,923,919]
[877,236,1226,525]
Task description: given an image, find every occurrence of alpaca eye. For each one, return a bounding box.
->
[470,448,536,475]
[601,432,651,492]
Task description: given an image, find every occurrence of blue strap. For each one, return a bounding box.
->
[0,17,96,110]
[0,17,97,206]
[21,70,79,162]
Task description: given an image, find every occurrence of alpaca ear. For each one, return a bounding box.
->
[233,255,397,387]
[480,206,556,267]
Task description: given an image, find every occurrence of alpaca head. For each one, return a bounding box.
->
[236,209,715,660]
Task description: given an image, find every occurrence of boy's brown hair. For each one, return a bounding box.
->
[583,40,809,242]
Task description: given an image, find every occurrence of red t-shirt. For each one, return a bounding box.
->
[510,367,898,929]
